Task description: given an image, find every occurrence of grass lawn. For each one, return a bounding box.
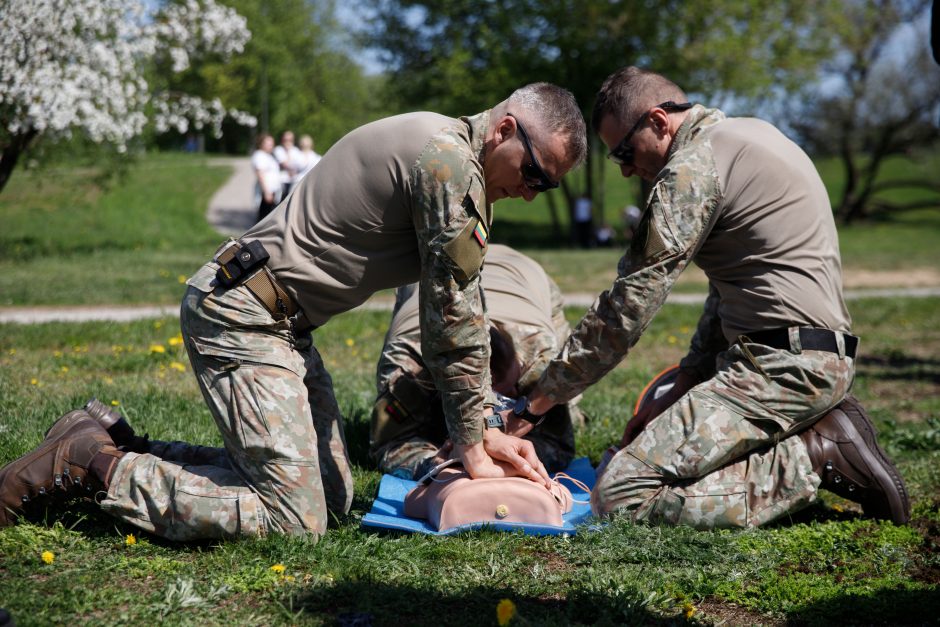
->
[0,296,937,625]
[0,149,937,624]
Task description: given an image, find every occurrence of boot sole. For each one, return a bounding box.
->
[832,397,911,524]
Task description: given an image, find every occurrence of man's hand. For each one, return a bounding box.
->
[453,433,549,487]
[619,370,698,447]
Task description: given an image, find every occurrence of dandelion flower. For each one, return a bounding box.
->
[177,275,187,284]
[169,361,186,372]
[668,335,678,344]
[53,350,62,358]
[345,338,355,347]
[496,599,516,626]
[683,602,696,619]
[41,551,54,564]
[126,534,137,546]
[154,321,164,330]
[150,344,166,354]
[111,400,120,406]
[30,378,39,385]
[60,366,69,373]
[168,335,183,346]
[832,504,844,513]
[270,564,286,574]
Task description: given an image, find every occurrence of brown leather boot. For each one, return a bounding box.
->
[45,398,150,454]
[0,411,122,527]
[799,396,910,524]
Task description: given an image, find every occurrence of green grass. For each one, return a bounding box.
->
[0,153,229,306]
[0,296,937,625]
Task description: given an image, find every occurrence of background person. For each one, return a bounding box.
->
[294,134,322,183]
[251,133,281,222]
[518,66,909,529]
[0,83,587,540]
[371,244,584,479]
[273,130,302,198]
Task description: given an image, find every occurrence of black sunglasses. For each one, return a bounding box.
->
[507,113,559,192]
[606,101,694,166]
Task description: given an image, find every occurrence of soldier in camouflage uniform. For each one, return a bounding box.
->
[519,67,909,529]
[371,244,583,479]
[0,84,587,538]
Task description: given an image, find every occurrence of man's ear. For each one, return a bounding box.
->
[495,116,516,145]
[649,108,672,137]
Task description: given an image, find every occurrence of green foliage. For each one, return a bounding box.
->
[158,0,390,154]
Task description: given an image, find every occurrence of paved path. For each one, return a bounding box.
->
[206,157,257,236]
[1,160,937,324]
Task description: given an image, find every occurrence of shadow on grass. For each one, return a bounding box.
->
[285,580,686,627]
[786,586,940,626]
[856,354,940,384]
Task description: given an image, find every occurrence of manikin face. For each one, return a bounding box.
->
[484,115,573,204]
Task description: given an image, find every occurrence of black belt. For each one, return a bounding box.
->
[742,327,858,359]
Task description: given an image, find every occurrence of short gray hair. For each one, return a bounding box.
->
[508,83,587,167]
[592,67,687,133]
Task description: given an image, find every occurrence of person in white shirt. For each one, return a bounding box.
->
[294,134,322,183]
[273,131,303,199]
[251,133,282,222]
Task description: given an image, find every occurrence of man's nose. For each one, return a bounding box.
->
[619,163,636,178]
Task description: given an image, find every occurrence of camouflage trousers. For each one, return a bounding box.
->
[592,338,855,529]
[99,262,353,540]
[370,389,578,478]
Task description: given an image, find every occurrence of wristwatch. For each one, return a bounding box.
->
[511,395,546,427]
[485,413,506,430]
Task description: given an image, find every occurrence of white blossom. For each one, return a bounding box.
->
[0,0,255,153]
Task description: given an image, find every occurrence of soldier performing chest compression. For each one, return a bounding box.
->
[0,84,587,540]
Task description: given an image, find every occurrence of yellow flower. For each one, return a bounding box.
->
[345,338,355,347]
[53,350,62,358]
[683,602,696,619]
[41,550,54,564]
[126,534,137,546]
[832,503,844,513]
[7,349,15,355]
[153,320,164,329]
[177,275,187,284]
[668,335,678,344]
[496,599,516,626]
[168,335,183,346]
[30,378,39,386]
[60,366,69,373]
[111,400,120,406]
[169,361,186,372]
[149,344,166,354]
[270,563,286,574]
[104,377,114,385]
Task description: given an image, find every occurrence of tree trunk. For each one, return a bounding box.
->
[0,129,37,195]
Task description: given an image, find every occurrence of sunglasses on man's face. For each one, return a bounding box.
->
[507,113,559,192]
[606,101,694,166]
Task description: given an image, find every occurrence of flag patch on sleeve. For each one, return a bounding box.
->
[472,221,488,247]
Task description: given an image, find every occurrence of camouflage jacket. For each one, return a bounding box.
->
[536,105,728,403]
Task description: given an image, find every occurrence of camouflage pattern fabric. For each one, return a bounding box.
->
[99,263,353,540]
[593,341,854,528]
[371,247,583,478]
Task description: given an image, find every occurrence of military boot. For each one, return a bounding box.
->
[46,398,149,454]
[799,396,910,524]
[0,411,123,527]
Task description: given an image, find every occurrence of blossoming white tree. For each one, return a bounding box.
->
[0,0,257,193]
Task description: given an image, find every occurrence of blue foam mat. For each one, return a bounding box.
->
[361,456,595,536]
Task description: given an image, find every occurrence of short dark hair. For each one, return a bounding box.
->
[592,66,687,133]
[488,325,517,385]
